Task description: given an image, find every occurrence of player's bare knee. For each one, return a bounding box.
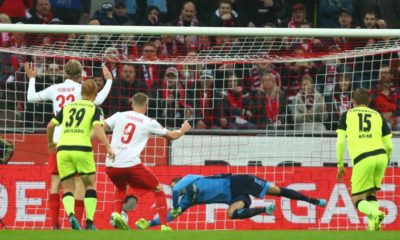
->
[154,184,164,192]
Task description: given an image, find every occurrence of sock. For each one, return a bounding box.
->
[367,195,379,210]
[114,188,125,213]
[84,189,97,221]
[232,208,265,219]
[62,192,75,216]
[49,193,60,227]
[356,200,380,217]
[75,200,85,223]
[279,187,319,205]
[154,191,168,225]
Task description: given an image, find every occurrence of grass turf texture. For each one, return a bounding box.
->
[1,230,400,240]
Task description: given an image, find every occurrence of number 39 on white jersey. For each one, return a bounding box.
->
[105,111,168,168]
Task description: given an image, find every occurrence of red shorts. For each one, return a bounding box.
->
[48,152,59,175]
[106,163,159,191]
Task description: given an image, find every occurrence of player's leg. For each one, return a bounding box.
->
[267,185,326,206]
[351,157,384,231]
[48,153,61,229]
[57,151,81,230]
[74,177,86,225]
[106,167,130,230]
[230,174,325,207]
[227,195,275,219]
[368,154,388,230]
[76,151,97,230]
[127,164,169,230]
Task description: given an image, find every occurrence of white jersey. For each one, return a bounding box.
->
[27,78,112,142]
[105,111,168,168]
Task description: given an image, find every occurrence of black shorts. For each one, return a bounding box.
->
[229,174,271,207]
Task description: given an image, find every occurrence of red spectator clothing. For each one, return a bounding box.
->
[332,92,352,118]
[0,32,12,47]
[161,81,192,109]
[251,91,283,128]
[159,40,184,58]
[137,59,162,89]
[372,90,397,113]
[0,0,33,18]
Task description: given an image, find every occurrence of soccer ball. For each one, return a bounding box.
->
[121,211,129,224]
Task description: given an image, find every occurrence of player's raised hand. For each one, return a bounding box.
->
[181,120,191,133]
[25,62,36,79]
[337,166,346,182]
[102,65,113,81]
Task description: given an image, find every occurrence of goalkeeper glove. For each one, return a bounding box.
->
[170,207,182,218]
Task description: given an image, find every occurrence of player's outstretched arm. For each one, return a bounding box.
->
[164,120,191,140]
[93,124,115,160]
[93,66,113,105]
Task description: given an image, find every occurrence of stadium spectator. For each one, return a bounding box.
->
[174,1,201,50]
[219,73,256,129]
[114,1,134,25]
[251,73,286,129]
[210,0,243,27]
[92,3,119,25]
[245,0,280,27]
[325,72,353,130]
[159,35,184,58]
[105,92,191,230]
[370,67,398,130]
[25,0,54,46]
[378,0,400,29]
[176,50,200,89]
[26,0,53,24]
[292,74,327,132]
[315,58,341,97]
[50,0,90,25]
[245,62,281,92]
[140,5,161,26]
[135,173,326,229]
[318,0,353,28]
[0,0,33,23]
[108,63,148,114]
[137,41,163,89]
[149,67,193,128]
[281,3,312,28]
[190,69,223,129]
[0,14,12,47]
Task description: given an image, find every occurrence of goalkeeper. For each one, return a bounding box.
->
[136,173,326,229]
[336,88,393,231]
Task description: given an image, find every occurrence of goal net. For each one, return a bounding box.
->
[0,25,399,230]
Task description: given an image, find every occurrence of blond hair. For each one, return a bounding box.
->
[132,92,148,108]
[261,73,278,96]
[0,14,11,24]
[65,59,82,82]
[81,79,98,99]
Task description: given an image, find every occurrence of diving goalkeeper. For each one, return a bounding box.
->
[136,173,326,229]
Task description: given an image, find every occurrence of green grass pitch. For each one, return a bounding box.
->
[1,230,400,240]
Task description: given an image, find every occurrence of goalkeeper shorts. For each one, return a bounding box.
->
[351,153,388,196]
[57,150,95,181]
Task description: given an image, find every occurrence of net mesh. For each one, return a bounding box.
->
[0,30,399,230]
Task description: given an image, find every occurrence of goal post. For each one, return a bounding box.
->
[0,25,399,230]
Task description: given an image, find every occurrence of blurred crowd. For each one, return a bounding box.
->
[0,0,399,132]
